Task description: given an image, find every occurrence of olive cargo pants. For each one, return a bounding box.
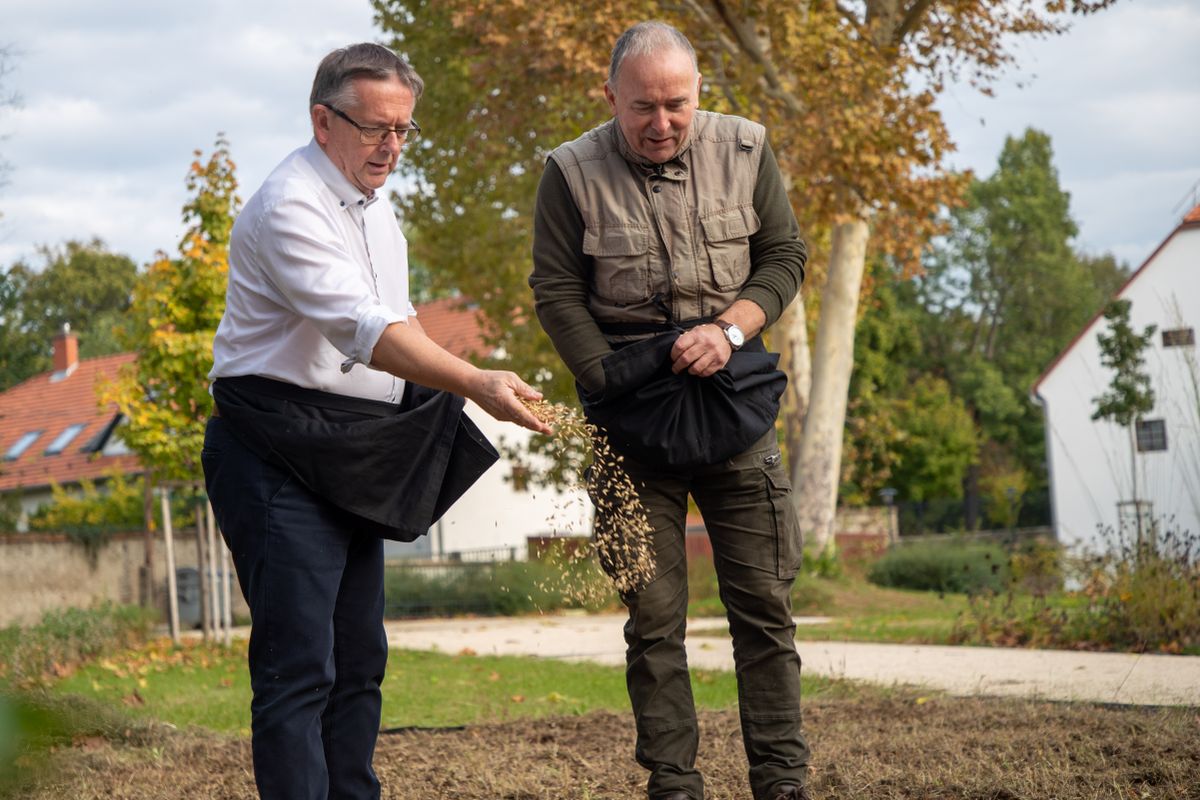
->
[608,431,811,800]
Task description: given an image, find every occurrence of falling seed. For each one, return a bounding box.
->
[520,398,656,595]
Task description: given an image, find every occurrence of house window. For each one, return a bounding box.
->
[4,430,43,461]
[510,465,531,493]
[1135,419,1167,452]
[44,423,88,455]
[1162,327,1195,347]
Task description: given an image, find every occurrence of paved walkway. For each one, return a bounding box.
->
[383,613,1200,707]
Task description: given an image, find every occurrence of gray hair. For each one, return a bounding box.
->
[309,43,424,111]
[608,21,698,84]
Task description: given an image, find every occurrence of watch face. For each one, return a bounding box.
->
[727,325,745,347]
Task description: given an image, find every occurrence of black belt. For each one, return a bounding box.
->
[597,316,713,337]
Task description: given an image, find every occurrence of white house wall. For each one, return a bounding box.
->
[1037,224,1200,554]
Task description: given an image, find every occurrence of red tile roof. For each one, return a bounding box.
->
[0,353,141,492]
[414,296,493,359]
[1185,203,1200,225]
[0,298,491,494]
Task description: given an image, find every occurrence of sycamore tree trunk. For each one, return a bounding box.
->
[777,298,812,466]
[792,213,870,552]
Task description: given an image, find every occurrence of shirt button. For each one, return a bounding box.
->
[652,184,662,194]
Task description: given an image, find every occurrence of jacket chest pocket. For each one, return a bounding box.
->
[700,205,760,292]
[583,224,652,304]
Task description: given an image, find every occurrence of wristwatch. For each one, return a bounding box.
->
[714,319,745,351]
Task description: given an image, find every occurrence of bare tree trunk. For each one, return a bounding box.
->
[793,214,870,552]
[776,298,812,466]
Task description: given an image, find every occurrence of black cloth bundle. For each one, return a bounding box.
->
[580,332,786,470]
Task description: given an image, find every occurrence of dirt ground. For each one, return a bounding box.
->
[15,694,1200,799]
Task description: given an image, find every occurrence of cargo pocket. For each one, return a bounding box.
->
[700,205,760,292]
[583,224,652,304]
[764,457,802,580]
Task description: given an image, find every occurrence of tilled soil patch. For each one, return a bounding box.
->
[16,695,1200,799]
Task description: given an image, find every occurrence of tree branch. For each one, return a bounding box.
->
[895,0,936,44]
[699,0,807,116]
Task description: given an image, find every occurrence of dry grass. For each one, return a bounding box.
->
[17,693,1199,799]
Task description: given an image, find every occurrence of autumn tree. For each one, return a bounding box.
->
[374,0,1117,548]
[100,137,238,481]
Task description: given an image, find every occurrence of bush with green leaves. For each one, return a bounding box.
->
[384,558,619,618]
[868,539,1009,595]
[0,602,154,688]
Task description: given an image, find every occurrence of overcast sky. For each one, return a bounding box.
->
[1,0,1197,273]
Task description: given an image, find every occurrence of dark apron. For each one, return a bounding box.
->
[212,375,498,541]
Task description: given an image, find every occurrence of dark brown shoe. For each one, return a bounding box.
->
[771,785,813,800]
[657,794,692,800]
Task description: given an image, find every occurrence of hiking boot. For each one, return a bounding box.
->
[771,785,813,800]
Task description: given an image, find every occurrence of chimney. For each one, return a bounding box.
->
[52,323,79,379]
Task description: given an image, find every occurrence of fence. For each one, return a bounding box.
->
[896,489,1052,535]
[892,526,1055,549]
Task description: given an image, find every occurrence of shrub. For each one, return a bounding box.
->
[384,558,619,618]
[952,520,1200,653]
[1008,537,1063,596]
[1072,520,1200,652]
[868,539,1008,595]
[0,602,155,688]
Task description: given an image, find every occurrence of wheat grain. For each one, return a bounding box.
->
[522,399,657,594]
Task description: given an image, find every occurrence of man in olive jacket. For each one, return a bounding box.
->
[529,21,812,800]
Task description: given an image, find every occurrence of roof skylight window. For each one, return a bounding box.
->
[4,430,43,461]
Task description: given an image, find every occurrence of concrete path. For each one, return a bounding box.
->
[383,613,1200,707]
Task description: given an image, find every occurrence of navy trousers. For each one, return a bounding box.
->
[202,416,388,800]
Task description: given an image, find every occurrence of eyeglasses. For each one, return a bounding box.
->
[324,104,421,146]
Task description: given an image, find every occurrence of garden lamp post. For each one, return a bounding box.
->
[879,487,898,544]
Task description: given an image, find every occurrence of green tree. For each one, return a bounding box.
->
[0,239,137,390]
[1091,297,1156,510]
[23,239,137,355]
[100,137,238,481]
[0,263,39,388]
[915,129,1128,523]
[842,271,980,507]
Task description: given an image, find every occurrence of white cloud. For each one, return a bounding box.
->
[937,0,1200,265]
[0,0,1197,273]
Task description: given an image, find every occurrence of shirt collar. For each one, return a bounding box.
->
[303,138,380,209]
[612,119,693,175]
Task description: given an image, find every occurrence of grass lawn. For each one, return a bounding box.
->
[15,636,1198,800]
[790,577,969,644]
[49,638,852,735]
[688,572,972,645]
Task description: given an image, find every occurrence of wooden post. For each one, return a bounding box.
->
[205,497,221,640]
[142,473,156,609]
[194,501,211,641]
[161,488,180,644]
[220,538,233,646]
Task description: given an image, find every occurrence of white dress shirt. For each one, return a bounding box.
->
[210,139,415,403]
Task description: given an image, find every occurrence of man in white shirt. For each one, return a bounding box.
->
[203,43,550,800]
